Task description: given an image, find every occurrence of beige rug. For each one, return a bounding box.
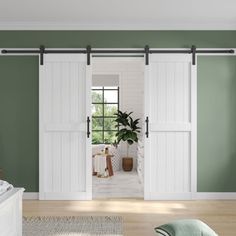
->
[23,216,123,236]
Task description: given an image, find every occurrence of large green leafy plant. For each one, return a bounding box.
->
[115,110,141,157]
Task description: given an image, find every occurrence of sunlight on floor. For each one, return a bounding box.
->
[62,200,186,215]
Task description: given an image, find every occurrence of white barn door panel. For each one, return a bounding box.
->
[144,54,196,200]
[39,54,92,200]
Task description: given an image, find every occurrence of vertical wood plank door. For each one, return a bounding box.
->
[39,54,92,200]
[144,54,197,200]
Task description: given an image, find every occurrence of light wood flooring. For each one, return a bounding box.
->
[23,199,236,236]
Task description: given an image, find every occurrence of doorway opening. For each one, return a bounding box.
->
[91,57,145,199]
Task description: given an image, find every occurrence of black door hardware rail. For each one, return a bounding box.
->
[1,45,234,66]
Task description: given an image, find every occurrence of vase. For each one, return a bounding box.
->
[122,157,133,171]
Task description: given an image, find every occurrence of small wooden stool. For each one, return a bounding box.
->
[106,155,114,176]
[92,154,114,176]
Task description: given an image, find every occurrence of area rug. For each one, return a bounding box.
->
[23,216,123,236]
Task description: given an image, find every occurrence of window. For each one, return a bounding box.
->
[92,86,119,144]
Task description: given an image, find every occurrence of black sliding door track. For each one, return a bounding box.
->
[1,45,234,66]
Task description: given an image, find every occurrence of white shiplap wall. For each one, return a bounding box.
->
[92,58,144,169]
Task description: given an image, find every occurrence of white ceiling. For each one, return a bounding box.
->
[0,0,236,30]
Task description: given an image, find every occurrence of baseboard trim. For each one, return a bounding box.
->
[194,192,236,200]
[23,192,39,200]
[23,192,236,200]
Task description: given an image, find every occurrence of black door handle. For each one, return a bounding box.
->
[145,116,149,138]
[87,117,91,138]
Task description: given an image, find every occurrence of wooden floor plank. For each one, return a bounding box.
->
[23,199,236,236]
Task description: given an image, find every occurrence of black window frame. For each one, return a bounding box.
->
[92,86,119,144]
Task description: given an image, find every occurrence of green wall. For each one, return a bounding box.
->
[198,56,236,192]
[0,31,236,48]
[0,56,39,191]
[0,31,236,192]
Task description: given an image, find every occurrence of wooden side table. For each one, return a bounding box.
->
[106,155,114,176]
[92,154,114,177]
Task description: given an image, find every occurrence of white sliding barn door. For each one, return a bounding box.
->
[144,54,196,200]
[39,54,92,200]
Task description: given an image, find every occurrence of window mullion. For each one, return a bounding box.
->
[102,87,105,143]
[118,86,120,133]
[92,86,119,144]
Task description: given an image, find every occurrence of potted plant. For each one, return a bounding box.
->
[115,110,141,171]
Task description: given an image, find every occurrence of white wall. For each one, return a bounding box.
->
[92,58,144,169]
